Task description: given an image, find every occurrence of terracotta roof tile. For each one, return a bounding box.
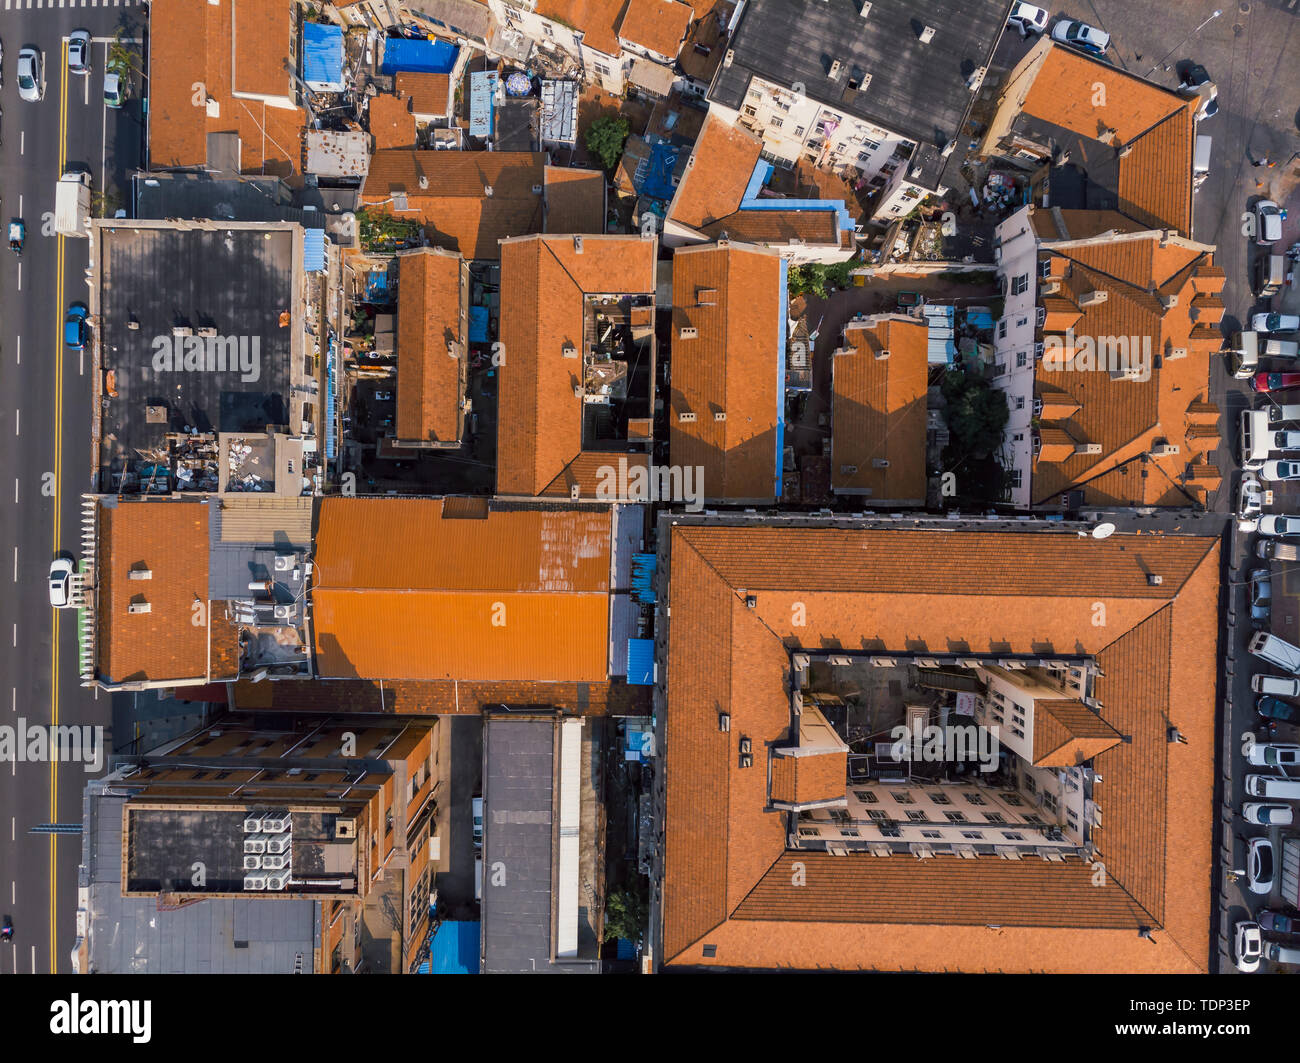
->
[670,243,783,501]
[668,113,761,230]
[769,750,848,806]
[537,0,626,56]
[1031,699,1122,766]
[311,499,612,681]
[395,248,468,444]
[98,500,212,684]
[831,316,929,501]
[619,0,694,59]
[660,523,1220,971]
[369,94,417,151]
[394,72,452,117]
[543,165,607,234]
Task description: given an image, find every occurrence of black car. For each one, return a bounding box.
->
[1258,695,1300,723]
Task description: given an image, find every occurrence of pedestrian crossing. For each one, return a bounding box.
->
[1,0,144,10]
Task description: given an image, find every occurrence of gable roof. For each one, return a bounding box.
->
[311,499,613,682]
[537,0,627,56]
[496,234,657,497]
[395,248,467,445]
[830,315,929,500]
[619,0,695,58]
[543,166,607,234]
[659,521,1219,972]
[669,242,784,501]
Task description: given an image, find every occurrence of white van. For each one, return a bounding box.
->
[1268,404,1300,426]
[1255,254,1287,298]
[1193,134,1211,187]
[1249,631,1300,675]
[1242,409,1272,470]
[1266,339,1300,359]
[1258,540,1300,562]
[1252,673,1300,696]
[1245,774,1300,800]
[1231,331,1259,379]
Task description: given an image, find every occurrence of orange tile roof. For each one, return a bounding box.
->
[1031,699,1123,767]
[831,316,929,500]
[361,151,549,260]
[544,166,607,234]
[619,0,694,59]
[670,243,783,501]
[1030,231,1223,506]
[150,0,306,175]
[97,500,213,684]
[537,0,626,57]
[394,72,452,117]
[668,113,761,231]
[769,750,847,807]
[660,522,1220,972]
[311,499,613,682]
[496,234,657,496]
[395,248,467,444]
[677,0,734,85]
[369,94,417,151]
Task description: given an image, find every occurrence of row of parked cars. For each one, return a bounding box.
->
[2,33,127,108]
[1238,633,1300,971]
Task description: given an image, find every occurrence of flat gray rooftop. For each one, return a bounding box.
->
[709,0,1008,149]
[83,785,318,974]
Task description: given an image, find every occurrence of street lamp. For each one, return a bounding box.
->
[1145,8,1223,78]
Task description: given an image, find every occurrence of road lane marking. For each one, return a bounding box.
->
[13,546,17,582]
[18,195,22,216]
[19,131,23,156]
[16,261,21,291]
[14,478,18,504]
[15,335,19,365]
[13,409,18,435]
[10,688,13,713]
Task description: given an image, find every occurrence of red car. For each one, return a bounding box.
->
[1252,372,1300,393]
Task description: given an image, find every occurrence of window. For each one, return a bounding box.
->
[944,811,968,824]
[991,360,1006,378]
[542,22,553,37]
[997,319,1008,339]
[1002,792,1024,806]
[1012,433,1024,443]
[960,831,984,840]
[1016,351,1028,368]
[1036,306,1047,326]
[1016,316,1028,328]
[1015,396,1025,411]
[855,790,878,803]
[879,825,902,838]
[964,793,986,806]
[921,830,943,839]
[985,813,1007,825]
[770,116,784,129]
[1011,725,1025,738]
[867,809,888,821]
[840,828,861,838]
[1008,468,1022,489]
[794,126,806,137]
[743,105,757,117]
[1024,775,1037,794]
[860,138,881,151]
[702,944,718,957]
[829,808,851,824]
[906,810,927,822]
[1042,792,1058,812]
[1011,274,1029,296]
[593,62,610,77]
[891,791,914,805]
[928,792,952,805]
[798,827,820,837]
[1001,831,1025,841]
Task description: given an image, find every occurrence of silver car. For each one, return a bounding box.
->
[67,30,90,75]
[16,47,42,102]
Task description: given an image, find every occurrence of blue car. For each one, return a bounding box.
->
[64,304,88,350]
[1259,910,1298,935]
[1258,695,1300,723]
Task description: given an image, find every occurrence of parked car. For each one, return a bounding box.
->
[1244,803,1294,826]
[1239,473,1264,531]
[63,304,88,351]
[103,71,124,109]
[1253,313,1300,335]
[1050,19,1110,55]
[16,46,42,102]
[1259,910,1299,934]
[1007,1,1049,36]
[47,557,74,608]
[1253,674,1300,697]
[1247,837,1275,895]
[1267,942,1300,964]
[1250,632,1300,674]
[1250,569,1273,630]
[1259,695,1300,723]
[1262,459,1300,482]
[1258,540,1300,561]
[1246,741,1300,768]
[1178,63,1218,118]
[66,30,90,75]
[1247,775,1300,799]
[1256,201,1285,246]
[1271,430,1300,451]
[1259,515,1300,537]
[1252,372,1300,394]
[471,795,483,849]
[1235,921,1263,972]
[1268,404,1300,426]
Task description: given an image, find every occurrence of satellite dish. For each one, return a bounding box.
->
[1092,522,1117,540]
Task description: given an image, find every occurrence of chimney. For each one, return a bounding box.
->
[1078,289,1108,308]
[919,25,936,43]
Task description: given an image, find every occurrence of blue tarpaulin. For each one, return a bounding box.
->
[381,37,459,75]
[616,938,637,960]
[469,71,497,138]
[627,639,655,685]
[303,23,345,92]
[427,921,480,974]
[303,228,327,274]
[469,305,489,343]
[641,142,679,201]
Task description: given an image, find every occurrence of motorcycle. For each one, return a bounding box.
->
[1,916,12,943]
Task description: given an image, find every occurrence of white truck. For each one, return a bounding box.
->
[54,171,91,237]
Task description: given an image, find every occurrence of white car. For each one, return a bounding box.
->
[1239,473,1264,531]
[67,30,90,75]
[1244,802,1294,826]
[1261,460,1300,483]
[1260,514,1300,536]
[1272,430,1300,450]
[1252,674,1300,697]
[1235,921,1263,973]
[1254,313,1300,335]
[1247,742,1300,768]
[16,46,42,102]
[1256,201,1284,246]
[1050,19,1110,55]
[48,557,75,608]
[1007,2,1049,37]
[1247,836,1275,895]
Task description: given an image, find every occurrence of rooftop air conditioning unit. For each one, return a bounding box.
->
[919,25,935,43]
[827,655,853,666]
[244,815,264,833]
[859,1,872,17]
[261,854,289,871]
[1078,290,1108,307]
[262,814,290,834]
[570,484,581,500]
[840,465,859,475]
[532,184,543,194]
[172,326,193,337]
[1148,574,1163,586]
[244,838,267,854]
[244,875,268,891]
[273,604,297,621]
[1166,347,1188,361]
[273,555,295,572]
[265,873,290,891]
[128,569,152,580]
[243,855,262,870]
[573,236,583,253]
[197,327,218,338]
[266,835,291,855]
[127,601,151,614]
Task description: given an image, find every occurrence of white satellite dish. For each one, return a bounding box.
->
[1091,522,1117,540]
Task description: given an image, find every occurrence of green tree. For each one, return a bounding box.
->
[585,115,631,171]
[602,882,647,943]
[942,370,1009,459]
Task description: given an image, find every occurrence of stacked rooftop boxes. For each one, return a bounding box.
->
[243,811,293,891]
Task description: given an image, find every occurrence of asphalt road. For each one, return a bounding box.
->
[0,0,145,974]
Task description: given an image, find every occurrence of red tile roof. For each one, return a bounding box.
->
[537,0,626,56]
[394,72,452,117]
[660,522,1220,972]
[667,113,761,231]
[311,499,613,682]
[543,166,607,234]
[369,94,418,151]
[395,248,468,445]
[670,242,783,500]
[619,0,695,59]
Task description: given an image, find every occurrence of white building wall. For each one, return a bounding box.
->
[490,0,624,92]
[992,207,1040,509]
